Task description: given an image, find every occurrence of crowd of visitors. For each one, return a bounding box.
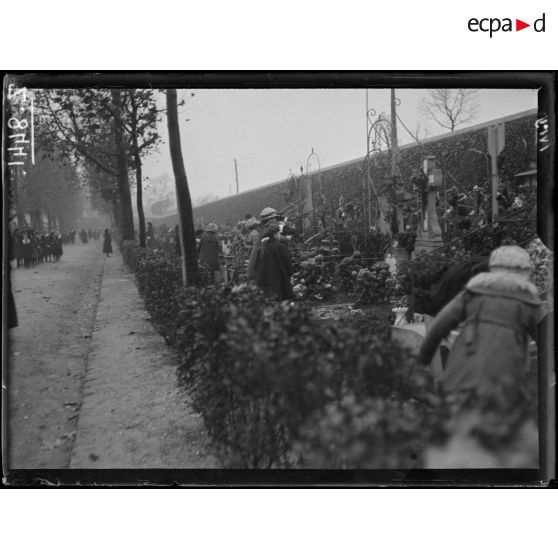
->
[8,225,109,269]
[10,228,65,268]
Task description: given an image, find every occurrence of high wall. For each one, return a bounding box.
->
[184,109,536,227]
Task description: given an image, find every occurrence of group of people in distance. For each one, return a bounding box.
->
[196,207,295,300]
[10,228,64,268]
[77,226,113,257]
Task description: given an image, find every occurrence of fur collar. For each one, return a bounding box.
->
[466,271,540,302]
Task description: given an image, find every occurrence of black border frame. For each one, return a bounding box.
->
[2,71,555,487]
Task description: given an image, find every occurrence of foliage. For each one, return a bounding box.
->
[122,240,184,344]
[295,395,428,468]
[527,237,554,300]
[358,231,392,260]
[35,88,162,238]
[355,262,395,306]
[15,150,83,228]
[460,210,536,253]
[424,384,539,468]
[292,256,337,301]
[126,244,540,469]
[125,246,423,467]
[336,256,362,293]
[395,231,417,254]
[498,115,537,187]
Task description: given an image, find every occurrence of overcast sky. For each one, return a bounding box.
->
[144,88,538,204]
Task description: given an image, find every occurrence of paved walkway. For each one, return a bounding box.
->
[69,252,217,468]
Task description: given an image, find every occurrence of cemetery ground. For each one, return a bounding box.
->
[8,243,216,469]
[7,230,545,470]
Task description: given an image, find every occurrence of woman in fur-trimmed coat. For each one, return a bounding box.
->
[418,245,550,394]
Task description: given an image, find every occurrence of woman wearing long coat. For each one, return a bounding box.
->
[102,229,113,256]
[418,245,550,394]
[254,223,294,300]
[51,232,63,262]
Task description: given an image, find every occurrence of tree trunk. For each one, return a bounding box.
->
[166,89,199,286]
[10,170,27,228]
[111,199,119,229]
[47,211,53,230]
[111,90,135,241]
[134,144,146,248]
[130,96,146,248]
[32,209,41,229]
[16,211,27,228]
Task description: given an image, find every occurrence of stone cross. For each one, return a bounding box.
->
[413,156,444,256]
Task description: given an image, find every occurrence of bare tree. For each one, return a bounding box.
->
[418,89,479,132]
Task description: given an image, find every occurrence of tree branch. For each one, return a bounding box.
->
[44,96,118,177]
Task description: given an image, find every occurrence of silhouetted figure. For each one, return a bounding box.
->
[102,229,113,256]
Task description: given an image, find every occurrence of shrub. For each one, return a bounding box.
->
[395,231,417,254]
[294,395,429,468]
[336,256,362,293]
[125,246,540,469]
[126,244,185,345]
[355,262,395,306]
[527,237,554,300]
[292,256,337,301]
[169,280,420,467]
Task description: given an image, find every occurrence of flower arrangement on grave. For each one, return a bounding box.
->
[355,262,394,306]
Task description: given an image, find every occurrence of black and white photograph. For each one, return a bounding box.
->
[2,73,555,484]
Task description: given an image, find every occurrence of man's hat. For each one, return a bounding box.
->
[259,207,279,222]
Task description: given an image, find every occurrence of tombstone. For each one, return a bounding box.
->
[413,156,444,257]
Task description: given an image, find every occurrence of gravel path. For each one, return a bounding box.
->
[8,243,104,468]
[70,252,217,468]
[8,243,217,470]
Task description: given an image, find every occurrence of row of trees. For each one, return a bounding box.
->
[8,151,83,231]
[22,87,200,284]
[35,88,160,246]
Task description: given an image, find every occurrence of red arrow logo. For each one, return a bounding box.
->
[516,19,530,31]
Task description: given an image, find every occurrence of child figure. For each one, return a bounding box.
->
[418,245,550,394]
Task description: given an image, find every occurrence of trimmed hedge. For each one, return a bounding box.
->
[123,242,540,469]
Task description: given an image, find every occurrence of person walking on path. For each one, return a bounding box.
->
[417,245,551,396]
[198,223,221,281]
[254,222,294,301]
[51,232,63,263]
[102,229,113,257]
